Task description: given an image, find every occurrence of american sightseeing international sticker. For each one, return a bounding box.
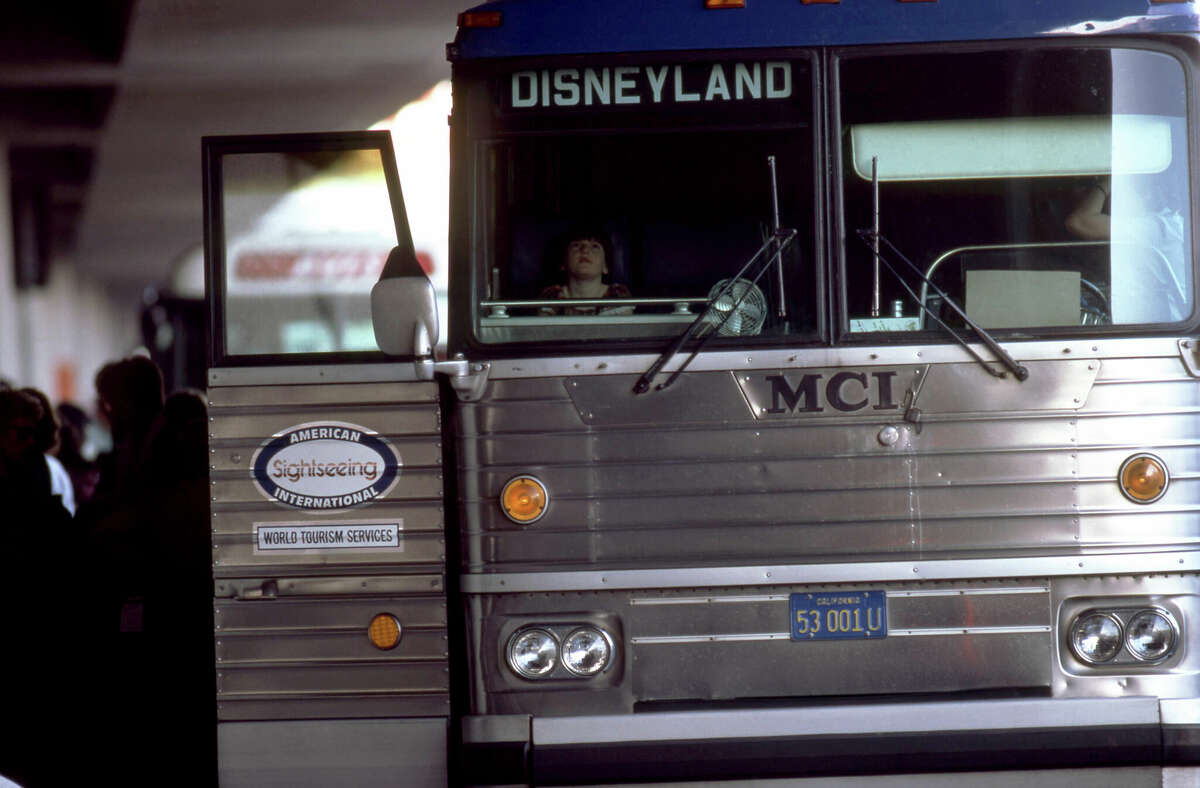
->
[250,421,401,511]
[254,519,403,552]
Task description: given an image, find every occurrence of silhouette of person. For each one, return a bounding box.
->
[21,387,75,516]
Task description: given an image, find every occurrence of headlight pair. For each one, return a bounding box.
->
[507,625,614,679]
[1068,608,1178,665]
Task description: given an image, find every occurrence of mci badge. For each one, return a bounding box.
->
[250,421,401,510]
[737,366,924,419]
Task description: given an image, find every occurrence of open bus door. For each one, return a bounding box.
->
[202,131,450,787]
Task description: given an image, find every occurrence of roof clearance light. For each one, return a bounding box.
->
[367,613,402,650]
[457,11,502,28]
[501,475,549,524]
[1119,453,1169,504]
[705,0,746,7]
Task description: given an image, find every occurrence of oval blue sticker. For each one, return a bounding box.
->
[250,421,401,511]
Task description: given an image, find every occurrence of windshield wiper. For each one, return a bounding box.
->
[633,227,797,394]
[856,229,1029,382]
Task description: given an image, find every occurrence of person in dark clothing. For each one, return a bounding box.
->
[0,389,73,786]
[56,401,100,508]
[76,363,216,786]
[68,357,167,785]
[21,387,75,516]
[142,389,217,785]
[90,355,165,510]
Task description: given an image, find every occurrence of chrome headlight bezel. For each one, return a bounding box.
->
[559,626,615,677]
[500,620,621,682]
[1124,608,1179,663]
[506,627,559,679]
[1068,611,1124,665]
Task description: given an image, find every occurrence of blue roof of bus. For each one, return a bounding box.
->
[450,0,1199,60]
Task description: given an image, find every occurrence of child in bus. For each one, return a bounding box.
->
[539,226,633,315]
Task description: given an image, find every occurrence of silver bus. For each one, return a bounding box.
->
[203,1,1200,784]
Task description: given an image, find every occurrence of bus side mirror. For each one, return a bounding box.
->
[371,248,439,357]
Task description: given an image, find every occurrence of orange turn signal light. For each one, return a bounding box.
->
[501,475,548,524]
[1119,454,1168,504]
[705,0,746,8]
[368,614,402,650]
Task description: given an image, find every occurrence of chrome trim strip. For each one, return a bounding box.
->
[631,626,1050,645]
[479,336,1182,380]
[886,587,1048,598]
[630,594,791,606]
[531,697,1160,746]
[631,632,792,645]
[209,364,424,387]
[460,551,1200,594]
[629,588,1047,607]
[889,626,1051,637]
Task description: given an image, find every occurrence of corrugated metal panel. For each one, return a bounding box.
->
[209,380,446,721]
[461,356,1200,572]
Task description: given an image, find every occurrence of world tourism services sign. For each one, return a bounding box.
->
[250,421,401,511]
[254,521,402,553]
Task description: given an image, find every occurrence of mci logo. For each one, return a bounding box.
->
[737,366,925,419]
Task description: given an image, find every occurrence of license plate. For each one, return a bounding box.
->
[789,591,887,640]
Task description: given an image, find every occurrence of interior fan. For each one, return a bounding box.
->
[705,278,767,336]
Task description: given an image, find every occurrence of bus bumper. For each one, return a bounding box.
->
[463,697,1200,785]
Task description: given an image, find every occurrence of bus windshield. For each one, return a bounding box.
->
[474,57,818,345]
[840,46,1192,333]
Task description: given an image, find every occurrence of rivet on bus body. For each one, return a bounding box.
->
[878,426,900,446]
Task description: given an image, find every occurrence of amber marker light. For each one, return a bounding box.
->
[705,0,746,8]
[501,475,548,524]
[457,11,502,28]
[1119,453,1169,504]
[368,614,402,650]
